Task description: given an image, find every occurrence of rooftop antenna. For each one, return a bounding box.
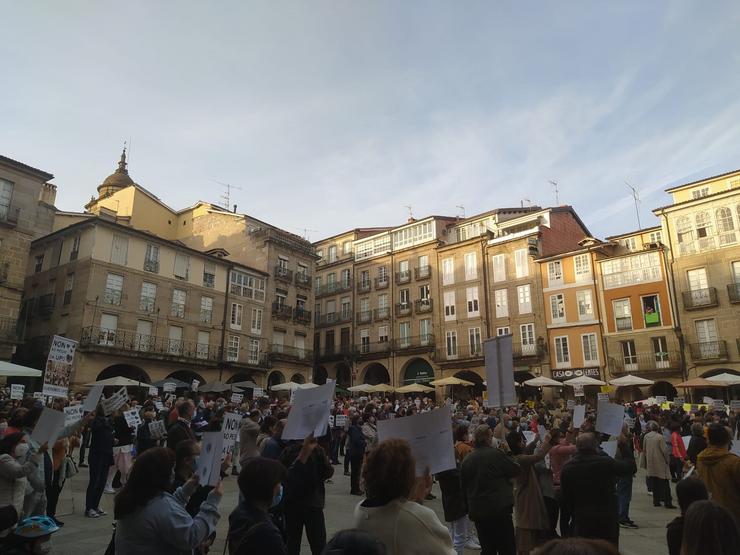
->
[127,137,132,166]
[404,205,413,219]
[626,181,642,230]
[289,226,318,241]
[456,205,465,219]
[521,198,532,208]
[549,180,560,205]
[214,180,242,210]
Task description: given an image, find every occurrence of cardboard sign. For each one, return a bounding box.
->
[63,405,83,426]
[42,335,78,398]
[148,419,166,439]
[191,380,199,392]
[10,384,24,400]
[595,401,626,437]
[101,387,128,416]
[33,392,46,402]
[335,414,348,428]
[148,387,158,396]
[597,393,610,402]
[703,396,713,405]
[163,382,177,393]
[221,412,241,457]
[253,387,264,397]
[195,432,224,487]
[483,335,517,408]
[31,408,65,446]
[282,381,336,440]
[566,400,575,410]
[230,393,243,404]
[124,409,142,428]
[574,385,584,397]
[573,405,586,428]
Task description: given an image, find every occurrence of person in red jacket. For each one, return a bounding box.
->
[669,422,686,482]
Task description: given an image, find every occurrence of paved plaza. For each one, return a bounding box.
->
[48,462,677,554]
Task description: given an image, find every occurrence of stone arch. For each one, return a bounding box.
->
[335,362,351,389]
[402,357,435,384]
[267,371,285,388]
[651,381,678,400]
[291,373,306,384]
[453,370,484,399]
[166,370,206,386]
[96,364,151,384]
[362,362,390,385]
[313,366,328,385]
[226,372,255,384]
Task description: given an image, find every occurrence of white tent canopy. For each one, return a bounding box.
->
[269,382,319,392]
[524,376,562,387]
[347,384,375,393]
[0,361,42,377]
[706,373,740,386]
[84,377,155,388]
[609,374,655,387]
[563,376,607,387]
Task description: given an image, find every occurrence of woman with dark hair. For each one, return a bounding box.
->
[228,456,288,555]
[354,438,454,555]
[680,500,740,555]
[0,434,46,532]
[114,447,223,553]
[323,529,387,555]
[257,415,278,454]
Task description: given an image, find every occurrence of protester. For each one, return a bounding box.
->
[1,515,61,555]
[695,423,740,524]
[616,423,638,529]
[665,478,708,555]
[167,400,196,450]
[549,428,577,536]
[679,500,740,555]
[684,423,706,466]
[238,410,261,466]
[135,408,159,455]
[256,415,278,454]
[436,424,471,555]
[346,415,366,496]
[46,432,79,526]
[354,438,454,555]
[642,421,675,509]
[0,434,46,532]
[669,422,686,482]
[262,419,287,460]
[85,411,115,518]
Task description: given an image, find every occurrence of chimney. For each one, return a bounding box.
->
[233,204,237,213]
[39,183,57,206]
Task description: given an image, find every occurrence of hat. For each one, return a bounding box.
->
[13,516,59,538]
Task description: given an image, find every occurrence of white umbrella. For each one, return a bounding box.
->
[0,361,42,377]
[706,373,740,386]
[269,381,302,391]
[524,376,562,387]
[298,383,319,389]
[369,383,395,393]
[347,384,375,393]
[84,377,154,388]
[396,383,435,393]
[563,376,607,387]
[609,374,655,387]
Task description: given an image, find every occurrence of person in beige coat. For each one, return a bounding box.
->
[642,421,675,508]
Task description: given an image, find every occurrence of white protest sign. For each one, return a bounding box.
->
[163,382,177,393]
[82,385,104,413]
[33,392,46,403]
[377,405,456,476]
[154,401,165,411]
[731,400,740,411]
[523,430,537,445]
[10,384,24,400]
[574,385,584,397]
[601,440,618,458]
[148,420,166,439]
[124,409,142,428]
[230,393,243,404]
[282,381,336,440]
[703,396,713,405]
[253,387,264,398]
[624,416,636,428]
[335,414,347,428]
[682,435,691,451]
[655,395,667,404]
[191,380,199,392]
[483,335,517,408]
[537,425,547,439]
[566,400,575,410]
[101,387,128,416]
[221,412,241,457]
[328,415,335,427]
[195,431,224,487]
[597,393,610,402]
[673,397,685,406]
[713,399,725,411]
[595,401,626,437]
[31,408,65,446]
[573,405,586,428]
[63,405,83,426]
[42,335,78,398]
[148,387,158,396]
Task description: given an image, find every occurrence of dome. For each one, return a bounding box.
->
[97,149,135,196]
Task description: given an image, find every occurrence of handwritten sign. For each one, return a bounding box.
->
[574,385,584,397]
[148,420,166,439]
[730,400,740,411]
[63,405,83,426]
[221,412,241,457]
[713,399,726,411]
[101,387,128,416]
[673,397,684,406]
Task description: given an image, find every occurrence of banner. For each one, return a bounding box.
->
[483,335,516,408]
[101,387,128,416]
[42,335,78,398]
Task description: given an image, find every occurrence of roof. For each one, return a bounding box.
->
[313,227,394,245]
[664,168,740,193]
[653,186,739,213]
[451,206,542,226]
[0,154,54,182]
[605,225,661,240]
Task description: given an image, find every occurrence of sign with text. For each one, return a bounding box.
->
[673,397,684,406]
[42,335,78,398]
[101,387,128,416]
[597,393,610,402]
[655,395,667,404]
[730,400,740,411]
[191,380,199,392]
[148,387,158,396]
[148,420,166,439]
[124,409,142,428]
[221,412,241,457]
[230,393,243,404]
[574,385,584,397]
[63,405,83,426]
[253,387,264,398]
[10,384,24,400]
[566,400,575,410]
[163,382,176,393]
[82,385,104,413]
[713,399,726,411]
[282,381,336,440]
[334,414,347,428]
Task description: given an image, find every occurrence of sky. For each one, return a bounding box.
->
[2,2,740,241]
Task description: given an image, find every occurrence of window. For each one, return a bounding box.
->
[203,262,216,288]
[315,248,323,261]
[294,335,306,360]
[98,313,118,345]
[227,335,240,361]
[341,269,351,288]
[63,274,74,306]
[70,235,81,261]
[200,296,213,323]
[547,261,563,286]
[378,325,389,343]
[464,252,477,280]
[622,340,637,370]
[653,336,669,367]
[497,326,510,336]
[399,289,410,308]
[620,237,637,251]
[676,216,693,253]
[494,289,508,318]
[549,294,565,322]
[168,325,183,355]
[695,319,719,358]
[342,241,352,255]
[314,276,322,293]
[520,323,536,355]
[695,211,713,248]
[34,254,44,273]
[649,230,662,244]
[144,244,159,272]
[613,299,632,330]
[377,294,388,317]
[574,254,591,282]
[249,307,263,334]
[641,295,661,327]
[110,234,129,266]
[341,297,351,319]
[442,258,454,285]
[277,257,289,275]
[576,290,593,320]
[327,273,336,291]
[514,249,528,278]
[136,320,153,352]
[248,339,261,364]
[399,260,410,282]
[325,299,336,320]
[446,331,458,359]
[360,270,370,289]
[600,252,662,289]
[691,187,710,199]
[555,336,570,368]
[327,245,337,263]
[492,254,506,282]
[444,291,456,321]
[581,333,599,364]
[196,331,210,359]
[419,284,430,301]
[139,282,156,312]
[687,267,711,305]
[517,284,531,314]
[378,266,388,286]
[469,327,482,356]
[171,289,186,318]
[230,271,265,301]
[419,319,432,344]
[0,179,13,221]
[174,253,190,280]
[392,220,434,250]
[104,273,123,305]
[399,322,411,347]
[467,287,480,316]
[417,255,430,278]
[51,241,62,267]
[716,207,737,246]
[297,263,307,278]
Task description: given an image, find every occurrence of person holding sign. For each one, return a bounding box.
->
[0,434,47,527]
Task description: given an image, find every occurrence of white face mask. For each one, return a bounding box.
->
[15,443,30,459]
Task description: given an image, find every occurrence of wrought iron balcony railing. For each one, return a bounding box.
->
[414,299,433,313]
[271,302,294,320]
[295,273,312,289]
[356,310,372,325]
[689,341,728,361]
[682,287,718,310]
[395,270,411,285]
[415,265,431,280]
[728,283,740,304]
[268,344,313,361]
[293,308,312,325]
[373,307,390,321]
[374,277,390,290]
[395,302,412,317]
[608,350,681,374]
[357,280,371,293]
[274,266,293,282]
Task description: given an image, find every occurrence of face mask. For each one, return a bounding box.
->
[15,443,29,459]
[34,541,52,555]
[271,484,283,508]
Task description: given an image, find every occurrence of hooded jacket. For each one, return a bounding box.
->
[696,445,740,524]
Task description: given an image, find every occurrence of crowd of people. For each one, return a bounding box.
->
[0,384,738,555]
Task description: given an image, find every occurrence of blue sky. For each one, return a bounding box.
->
[2,2,740,240]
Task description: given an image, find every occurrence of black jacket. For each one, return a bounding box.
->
[136,419,159,454]
[228,501,286,555]
[686,435,707,465]
[460,446,520,521]
[436,467,467,522]
[346,425,366,455]
[279,443,334,509]
[167,419,196,450]
[113,415,133,446]
[666,515,683,555]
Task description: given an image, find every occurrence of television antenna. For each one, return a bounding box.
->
[456,205,465,218]
[289,226,318,241]
[404,205,414,219]
[549,180,560,205]
[626,182,642,230]
[214,180,242,210]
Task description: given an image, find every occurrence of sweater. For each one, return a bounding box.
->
[354,498,455,555]
[115,480,222,554]
[696,446,740,524]
[0,452,42,533]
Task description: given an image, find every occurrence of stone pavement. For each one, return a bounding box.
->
[50,463,676,554]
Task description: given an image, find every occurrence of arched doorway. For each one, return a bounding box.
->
[96,364,151,384]
[166,370,205,386]
[267,371,285,388]
[453,370,484,399]
[335,363,351,389]
[403,358,435,384]
[615,385,645,403]
[226,372,255,384]
[515,371,538,400]
[363,363,390,385]
[313,366,328,385]
[291,373,306,384]
[651,381,678,400]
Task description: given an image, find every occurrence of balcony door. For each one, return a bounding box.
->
[98,313,118,346]
[168,326,183,355]
[687,268,710,305]
[135,320,152,352]
[695,319,719,358]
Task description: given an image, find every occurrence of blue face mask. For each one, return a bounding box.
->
[271,484,283,508]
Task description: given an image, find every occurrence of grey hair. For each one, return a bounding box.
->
[647,420,660,432]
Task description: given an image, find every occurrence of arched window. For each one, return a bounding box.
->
[716,207,737,246]
[675,216,693,254]
[694,211,711,238]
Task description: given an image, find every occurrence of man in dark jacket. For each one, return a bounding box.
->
[460,424,520,555]
[560,432,637,547]
[167,400,196,450]
[84,413,114,518]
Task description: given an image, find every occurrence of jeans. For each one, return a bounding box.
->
[285,506,326,555]
[473,507,515,555]
[616,476,633,522]
[649,477,673,507]
[86,451,109,512]
[447,516,468,555]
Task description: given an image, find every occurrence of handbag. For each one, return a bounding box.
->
[62,455,79,481]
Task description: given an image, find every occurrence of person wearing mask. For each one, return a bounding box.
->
[262,420,287,460]
[256,416,278,454]
[696,423,740,524]
[167,400,196,451]
[0,434,46,534]
[135,409,159,455]
[560,432,636,547]
[669,422,686,482]
[460,424,520,555]
[114,447,223,553]
[642,421,675,509]
[685,423,707,466]
[85,412,114,518]
[679,500,740,555]
[228,457,288,555]
[354,438,454,555]
[346,415,366,496]
[666,478,708,555]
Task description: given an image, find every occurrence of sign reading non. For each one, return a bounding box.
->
[42,335,78,398]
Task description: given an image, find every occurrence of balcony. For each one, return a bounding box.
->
[271,302,293,320]
[79,326,222,363]
[0,316,19,342]
[608,351,681,374]
[689,341,729,362]
[395,302,412,317]
[373,307,391,321]
[415,266,431,280]
[436,342,483,362]
[374,277,390,290]
[316,312,352,328]
[395,270,411,285]
[315,344,353,362]
[315,281,352,298]
[143,258,159,273]
[355,340,392,358]
[295,272,312,289]
[0,206,20,227]
[293,308,312,325]
[38,294,55,316]
[393,334,435,353]
[274,266,293,283]
[357,280,371,293]
[513,342,541,359]
[728,283,740,303]
[682,287,718,310]
[356,310,373,325]
[268,344,313,362]
[414,299,433,314]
